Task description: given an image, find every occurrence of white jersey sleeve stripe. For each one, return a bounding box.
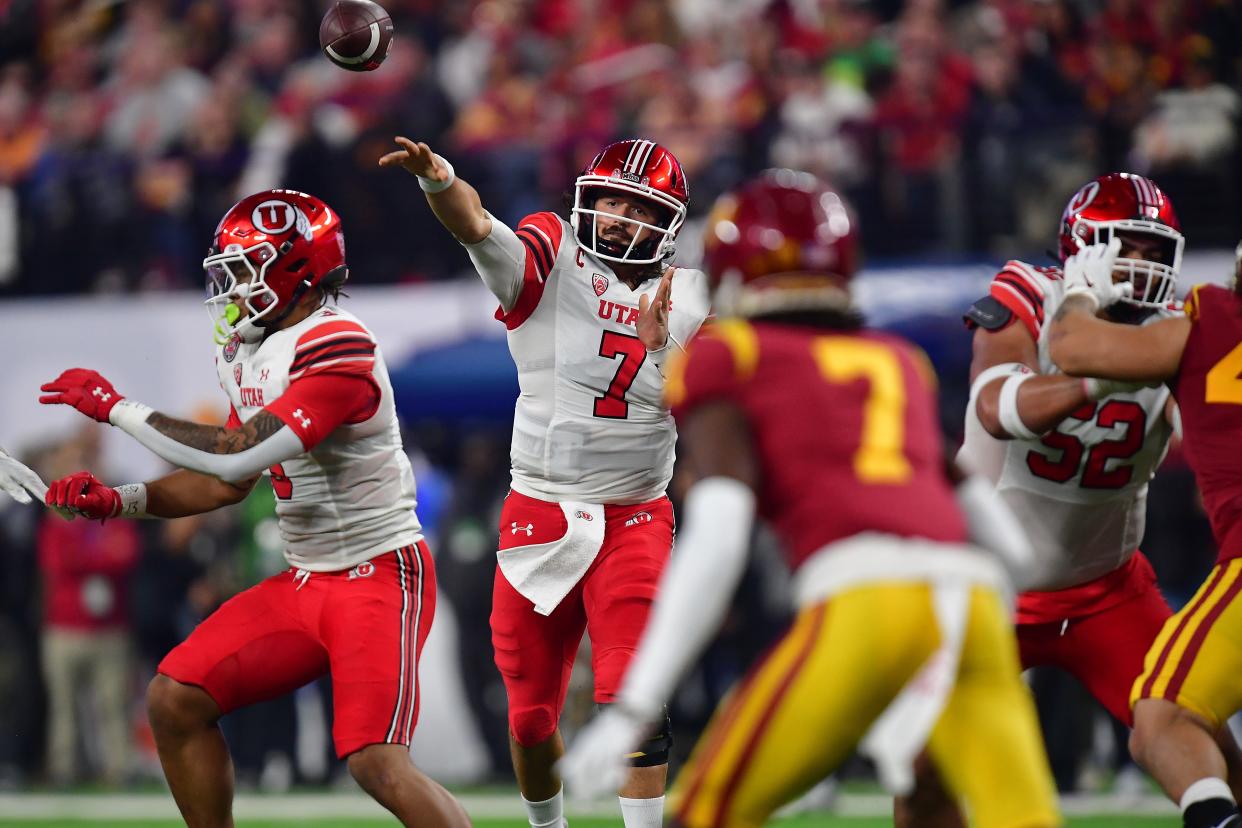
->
[993,281,1040,322]
[1003,261,1047,296]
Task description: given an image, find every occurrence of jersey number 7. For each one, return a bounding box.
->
[593,331,647,419]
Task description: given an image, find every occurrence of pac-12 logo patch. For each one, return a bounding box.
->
[592,273,609,296]
[233,364,243,385]
[223,333,241,363]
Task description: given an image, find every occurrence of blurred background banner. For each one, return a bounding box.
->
[0,0,1240,807]
[1,251,1235,478]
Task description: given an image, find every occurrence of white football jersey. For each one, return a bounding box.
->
[215,306,422,571]
[466,212,711,504]
[959,260,1174,590]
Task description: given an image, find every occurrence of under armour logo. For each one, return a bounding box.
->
[510,522,534,536]
[259,368,270,382]
[292,408,312,429]
[91,387,112,402]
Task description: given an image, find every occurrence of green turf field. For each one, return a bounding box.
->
[0,820,1184,828]
[0,788,1181,826]
[0,814,1182,828]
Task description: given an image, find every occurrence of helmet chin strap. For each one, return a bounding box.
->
[255,278,315,336]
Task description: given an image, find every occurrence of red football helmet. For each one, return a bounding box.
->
[572,139,689,265]
[203,189,347,343]
[702,169,858,317]
[1059,172,1183,309]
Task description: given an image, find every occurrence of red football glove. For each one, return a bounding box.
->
[45,471,122,521]
[39,368,125,423]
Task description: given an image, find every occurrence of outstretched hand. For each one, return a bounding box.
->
[40,368,125,424]
[378,136,446,182]
[637,269,675,351]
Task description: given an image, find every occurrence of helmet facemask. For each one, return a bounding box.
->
[203,241,284,344]
[571,179,687,265]
[1071,220,1184,309]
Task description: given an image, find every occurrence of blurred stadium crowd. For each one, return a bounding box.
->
[1,0,1241,801]
[0,0,1239,296]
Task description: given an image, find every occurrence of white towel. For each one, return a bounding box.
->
[859,580,970,795]
[497,501,606,615]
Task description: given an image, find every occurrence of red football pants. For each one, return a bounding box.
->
[490,491,674,746]
[159,542,435,758]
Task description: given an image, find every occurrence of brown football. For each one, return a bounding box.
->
[319,0,394,72]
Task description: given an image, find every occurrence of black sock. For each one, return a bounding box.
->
[1183,798,1240,828]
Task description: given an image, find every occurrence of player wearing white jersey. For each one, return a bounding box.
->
[40,190,469,828]
[382,136,710,828]
[898,174,1242,826]
[962,257,1174,594]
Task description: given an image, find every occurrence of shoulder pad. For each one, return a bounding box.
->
[963,295,1015,331]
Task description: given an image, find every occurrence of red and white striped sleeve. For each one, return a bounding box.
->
[288,319,377,381]
[494,212,565,330]
[987,260,1054,340]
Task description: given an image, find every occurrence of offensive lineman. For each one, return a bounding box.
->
[900,173,1242,825]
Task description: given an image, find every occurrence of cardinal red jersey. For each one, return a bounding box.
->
[667,319,966,570]
[1173,284,1242,563]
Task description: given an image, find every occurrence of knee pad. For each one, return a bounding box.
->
[597,703,671,767]
[510,703,559,747]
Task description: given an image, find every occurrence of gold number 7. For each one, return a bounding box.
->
[811,337,914,485]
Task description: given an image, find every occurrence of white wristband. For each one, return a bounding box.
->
[109,399,154,429]
[418,155,456,193]
[645,342,671,376]
[114,483,148,518]
[998,372,1040,439]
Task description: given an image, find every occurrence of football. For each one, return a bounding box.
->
[319,0,394,72]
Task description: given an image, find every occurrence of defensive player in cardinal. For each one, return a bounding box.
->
[559,171,1060,828]
[1047,244,1242,828]
[381,137,710,828]
[39,190,469,828]
[898,173,1242,826]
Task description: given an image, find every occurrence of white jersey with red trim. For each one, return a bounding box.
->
[214,306,422,571]
[465,212,711,504]
[960,259,1174,590]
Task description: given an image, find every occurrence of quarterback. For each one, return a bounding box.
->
[382,137,710,828]
[39,190,469,828]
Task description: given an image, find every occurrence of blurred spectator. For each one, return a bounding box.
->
[1132,42,1240,245]
[36,425,141,786]
[0,0,1239,293]
[873,9,972,252]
